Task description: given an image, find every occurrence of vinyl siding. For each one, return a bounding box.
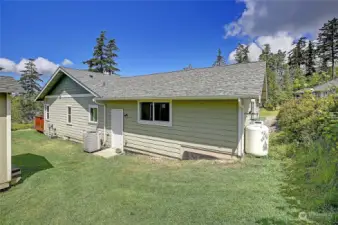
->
[44,96,105,143]
[0,93,9,185]
[105,100,238,158]
[49,76,89,95]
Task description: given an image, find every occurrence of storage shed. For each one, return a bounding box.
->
[0,76,24,190]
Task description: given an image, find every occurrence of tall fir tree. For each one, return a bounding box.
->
[104,39,119,74]
[235,44,249,63]
[19,59,42,95]
[305,40,316,76]
[259,44,272,62]
[83,31,119,74]
[317,17,338,79]
[19,59,43,122]
[288,37,307,68]
[212,49,226,67]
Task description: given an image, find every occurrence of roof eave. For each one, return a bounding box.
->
[96,95,260,101]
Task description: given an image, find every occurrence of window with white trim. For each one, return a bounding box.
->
[67,106,72,124]
[45,104,50,120]
[138,101,172,126]
[89,105,98,123]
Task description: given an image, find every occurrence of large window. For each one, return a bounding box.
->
[138,101,171,126]
[67,106,72,124]
[88,105,98,123]
[45,104,50,120]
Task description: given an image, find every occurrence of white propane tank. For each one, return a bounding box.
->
[245,121,269,156]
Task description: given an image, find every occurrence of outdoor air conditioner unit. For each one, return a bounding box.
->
[83,131,101,153]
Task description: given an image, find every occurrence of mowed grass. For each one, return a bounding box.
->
[260,108,280,117]
[0,131,297,225]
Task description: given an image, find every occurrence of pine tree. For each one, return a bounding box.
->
[305,40,316,76]
[235,44,250,63]
[288,37,307,68]
[19,59,43,122]
[104,39,119,74]
[19,59,42,95]
[259,44,272,62]
[212,49,226,67]
[317,17,338,79]
[83,31,107,73]
[84,31,120,74]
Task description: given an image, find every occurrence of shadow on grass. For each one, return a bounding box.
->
[12,153,53,182]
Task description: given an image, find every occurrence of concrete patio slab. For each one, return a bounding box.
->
[93,149,117,159]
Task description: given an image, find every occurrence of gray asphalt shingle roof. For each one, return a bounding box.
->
[313,78,338,92]
[59,61,266,100]
[295,78,338,94]
[0,76,24,93]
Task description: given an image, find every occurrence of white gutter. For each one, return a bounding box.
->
[237,98,245,158]
[93,98,106,146]
[97,95,259,101]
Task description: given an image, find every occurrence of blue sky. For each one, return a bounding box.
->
[1,1,336,81]
[0,1,245,80]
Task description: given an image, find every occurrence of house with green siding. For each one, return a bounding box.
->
[35,62,266,159]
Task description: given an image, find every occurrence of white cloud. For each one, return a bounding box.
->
[0,57,61,75]
[256,32,294,53]
[224,0,338,38]
[0,58,16,72]
[228,32,296,64]
[62,59,73,66]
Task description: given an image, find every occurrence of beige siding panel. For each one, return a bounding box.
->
[44,96,104,143]
[106,100,238,157]
[0,93,9,185]
[49,76,90,95]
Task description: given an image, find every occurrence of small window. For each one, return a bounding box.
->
[67,106,72,124]
[138,101,171,126]
[89,105,98,123]
[45,104,50,120]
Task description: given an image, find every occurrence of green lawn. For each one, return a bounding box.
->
[0,131,299,225]
[260,108,279,117]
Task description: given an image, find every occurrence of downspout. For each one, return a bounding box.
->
[237,98,245,158]
[93,98,106,146]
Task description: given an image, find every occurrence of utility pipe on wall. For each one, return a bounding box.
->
[93,98,106,146]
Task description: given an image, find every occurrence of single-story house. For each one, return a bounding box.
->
[35,62,267,159]
[294,78,338,98]
[0,76,24,190]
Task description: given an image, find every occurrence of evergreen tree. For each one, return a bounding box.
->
[19,59,43,122]
[84,31,119,74]
[282,65,292,95]
[235,44,249,63]
[104,39,119,74]
[317,17,338,79]
[19,59,42,95]
[288,37,307,68]
[305,40,316,76]
[259,44,272,62]
[212,49,226,67]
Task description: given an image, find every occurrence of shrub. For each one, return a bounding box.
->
[276,93,338,222]
[277,93,335,145]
